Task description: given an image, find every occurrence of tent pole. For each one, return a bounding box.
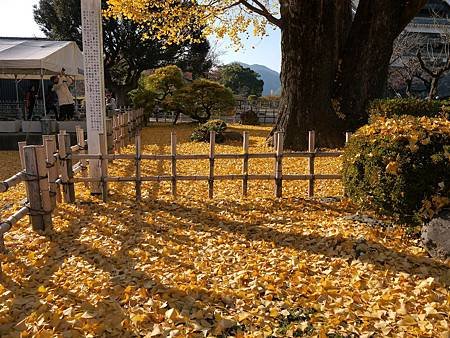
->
[74,78,78,118]
[41,71,46,117]
[14,74,20,119]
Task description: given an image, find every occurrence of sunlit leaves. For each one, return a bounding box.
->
[106,0,279,46]
[0,124,449,336]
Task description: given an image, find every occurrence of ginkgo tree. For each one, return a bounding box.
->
[106,0,428,149]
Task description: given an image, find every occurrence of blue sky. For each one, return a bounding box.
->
[0,0,282,72]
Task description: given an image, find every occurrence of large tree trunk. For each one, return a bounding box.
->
[336,0,427,131]
[272,1,351,150]
[271,0,428,150]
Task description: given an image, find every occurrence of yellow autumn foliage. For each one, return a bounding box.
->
[105,0,279,46]
[0,124,448,337]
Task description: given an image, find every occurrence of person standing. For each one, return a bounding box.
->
[25,85,37,120]
[52,69,75,120]
[46,81,59,120]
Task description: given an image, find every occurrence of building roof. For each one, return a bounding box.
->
[0,37,84,80]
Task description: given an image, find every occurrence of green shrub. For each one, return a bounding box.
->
[240,110,259,125]
[368,98,447,123]
[342,116,450,224]
[190,119,228,143]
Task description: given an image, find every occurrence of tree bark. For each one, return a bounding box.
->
[272,1,351,150]
[270,0,428,150]
[336,0,428,131]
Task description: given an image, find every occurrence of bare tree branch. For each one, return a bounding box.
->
[239,1,282,28]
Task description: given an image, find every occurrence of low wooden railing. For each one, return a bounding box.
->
[0,109,144,251]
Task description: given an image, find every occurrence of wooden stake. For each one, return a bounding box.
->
[106,118,114,155]
[119,113,125,150]
[171,132,177,196]
[124,112,129,145]
[242,131,249,197]
[18,141,26,170]
[76,127,89,188]
[135,132,142,201]
[99,133,108,202]
[308,131,316,198]
[43,135,59,208]
[23,146,44,231]
[275,132,284,198]
[208,131,215,199]
[36,146,52,229]
[58,132,75,203]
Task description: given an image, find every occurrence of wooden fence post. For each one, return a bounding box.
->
[99,133,108,202]
[308,131,316,198]
[124,112,129,145]
[76,126,89,188]
[208,131,215,199]
[18,141,26,170]
[119,113,125,150]
[135,132,142,201]
[23,146,45,231]
[36,146,52,228]
[275,132,284,198]
[171,132,177,196]
[242,131,249,197]
[106,118,114,155]
[18,141,29,199]
[43,135,59,208]
[58,132,75,203]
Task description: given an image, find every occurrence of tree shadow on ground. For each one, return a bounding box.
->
[0,198,236,336]
[145,197,450,287]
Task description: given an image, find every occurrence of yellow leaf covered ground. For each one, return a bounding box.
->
[0,124,449,337]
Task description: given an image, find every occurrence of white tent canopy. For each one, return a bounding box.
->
[0,38,84,80]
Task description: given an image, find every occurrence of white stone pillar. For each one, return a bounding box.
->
[81,0,107,195]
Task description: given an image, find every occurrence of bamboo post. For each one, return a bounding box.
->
[135,132,142,201]
[345,132,352,145]
[275,132,283,198]
[208,131,215,199]
[242,131,249,197]
[308,131,316,198]
[36,146,52,229]
[23,146,45,231]
[76,126,89,188]
[58,132,75,203]
[43,135,59,208]
[171,132,177,196]
[99,133,108,202]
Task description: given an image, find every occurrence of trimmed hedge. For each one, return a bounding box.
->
[343,116,450,224]
[368,98,449,122]
[190,119,228,143]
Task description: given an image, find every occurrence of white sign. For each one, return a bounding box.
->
[81,0,106,194]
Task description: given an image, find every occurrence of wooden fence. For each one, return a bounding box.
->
[0,109,144,251]
[0,112,350,252]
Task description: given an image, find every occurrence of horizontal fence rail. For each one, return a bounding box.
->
[71,130,350,201]
[0,111,349,254]
[0,109,144,252]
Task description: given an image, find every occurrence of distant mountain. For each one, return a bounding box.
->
[237,63,281,96]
